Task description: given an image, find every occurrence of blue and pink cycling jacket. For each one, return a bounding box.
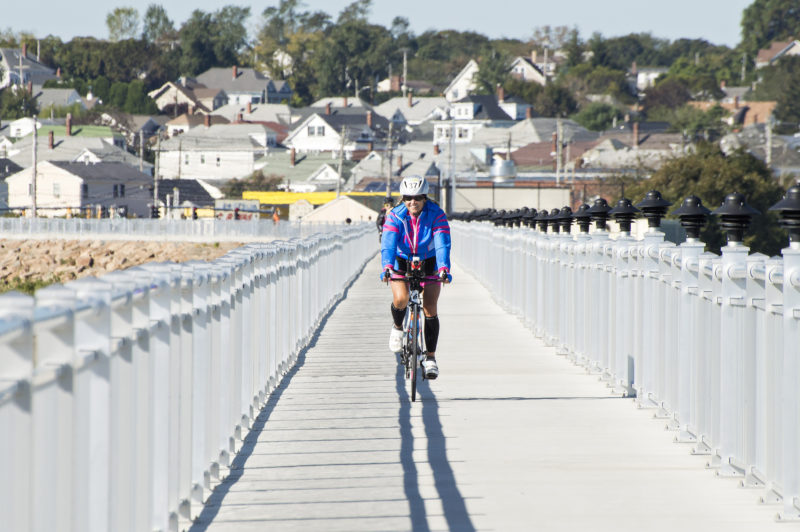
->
[380,200,451,273]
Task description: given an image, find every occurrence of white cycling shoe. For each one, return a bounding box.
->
[389,326,403,352]
[422,357,439,379]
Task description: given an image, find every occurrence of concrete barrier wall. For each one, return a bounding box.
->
[0,224,376,531]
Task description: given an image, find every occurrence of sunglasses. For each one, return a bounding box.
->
[403,195,426,202]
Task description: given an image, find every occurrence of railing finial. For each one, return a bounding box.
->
[609,198,639,234]
[711,192,760,244]
[769,184,800,244]
[636,190,672,229]
[671,195,711,240]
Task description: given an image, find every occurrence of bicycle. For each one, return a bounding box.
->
[384,256,442,402]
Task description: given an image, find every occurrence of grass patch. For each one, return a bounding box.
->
[0,275,62,295]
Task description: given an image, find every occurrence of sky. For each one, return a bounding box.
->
[4,0,753,48]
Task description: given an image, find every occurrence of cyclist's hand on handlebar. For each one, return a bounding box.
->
[438,269,452,284]
[381,267,393,283]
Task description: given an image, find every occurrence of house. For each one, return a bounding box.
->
[0,158,22,180]
[376,75,435,95]
[154,178,217,215]
[255,149,358,192]
[283,109,390,156]
[509,54,547,85]
[6,122,129,169]
[444,59,479,102]
[756,40,800,69]
[158,123,276,181]
[689,100,777,127]
[0,46,57,89]
[165,113,230,137]
[73,146,153,175]
[349,140,440,189]
[34,88,86,114]
[6,117,39,139]
[373,95,450,126]
[147,80,228,114]
[195,66,292,105]
[311,97,372,110]
[6,161,153,217]
[433,94,515,144]
[211,101,292,126]
[629,64,668,92]
[299,195,378,223]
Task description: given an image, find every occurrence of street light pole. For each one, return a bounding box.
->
[31,114,37,218]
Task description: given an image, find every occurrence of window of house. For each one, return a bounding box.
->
[185,154,189,165]
[307,126,316,136]
[200,154,205,164]
[81,184,88,199]
[119,184,125,197]
[216,156,221,167]
[53,183,60,198]
[113,184,119,198]
[458,127,468,139]
[28,183,32,196]
[316,126,325,136]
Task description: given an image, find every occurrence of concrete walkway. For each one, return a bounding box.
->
[191,256,785,531]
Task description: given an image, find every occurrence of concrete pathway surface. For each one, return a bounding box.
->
[191,256,785,531]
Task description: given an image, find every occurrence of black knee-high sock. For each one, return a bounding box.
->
[424,315,439,354]
[391,303,406,329]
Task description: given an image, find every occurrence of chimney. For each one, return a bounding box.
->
[56,67,61,78]
[367,141,374,152]
[531,50,537,64]
[631,61,637,75]
[633,121,639,147]
[27,81,32,95]
[66,113,72,137]
[734,96,739,109]
[236,113,243,123]
[397,154,403,169]
[497,84,505,103]
[408,92,413,107]
[232,65,238,79]
[290,147,296,167]
[247,101,252,114]
[325,102,331,115]
[433,144,440,156]
[366,110,373,128]
[21,43,27,58]
[204,114,211,128]
[48,131,54,149]
[343,96,348,107]
[525,106,533,119]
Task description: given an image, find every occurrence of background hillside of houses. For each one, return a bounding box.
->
[0,0,798,224]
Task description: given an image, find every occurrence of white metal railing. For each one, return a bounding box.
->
[0,224,376,532]
[452,220,800,521]
[0,217,350,242]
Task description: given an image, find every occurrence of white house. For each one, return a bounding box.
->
[373,96,450,126]
[509,55,547,85]
[7,161,153,217]
[444,59,479,102]
[299,195,378,223]
[284,111,388,155]
[0,47,57,89]
[158,123,276,181]
[434,95,514,144]
[7,117,39,139]
[756,40,800,69]
[196,66,292,105]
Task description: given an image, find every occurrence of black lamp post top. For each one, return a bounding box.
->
[769,184,800,243]
[711,192,760,244]
[588,197,611,230]
[609,198,639,233]
[572,203,592,233]
[671,195,711,240]
[558,206,573,233]
[635,190,672,228]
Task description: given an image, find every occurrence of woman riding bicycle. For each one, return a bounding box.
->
[381,175,451,379]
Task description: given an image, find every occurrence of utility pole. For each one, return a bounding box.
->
[401,48,409,98]
[31,114,37,218]
[555,118,563,185]
[386,122,394,194]
[766,116,774,168]
[139,130,144,172]
[154,134,161,217]
[741,53,747,82]
[336,126,346,198]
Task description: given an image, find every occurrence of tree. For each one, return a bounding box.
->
[337,0,371,24]
[560,63,635,103]
[142,4,175,44]
[106,7,140,42]
[179,7,251,76]
[751,55,800,132]
[535,84,577,117]
[211,5,251,67]
[474,48,512,95]
[642,77,692,116]
[571,102,623,131]
[740,0,800,57]
[0,86,39,119]
[624,142,785,255]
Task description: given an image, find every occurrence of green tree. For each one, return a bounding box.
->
[560,63,635,103]
[624,142,785,255]
[751,55,800,132]
[0,87,39,119]
[642,77,692,116]
[108,82,128,108]
[740,0,800,57]
[337,0,371,24]
[142,4,175,44]
[571,102,623,131]
[474,48,512,95]
[107,7,140,42]
[123,79,158,114]
[535,84,577,117]
[179,7,251,75]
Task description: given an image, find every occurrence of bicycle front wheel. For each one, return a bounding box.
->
[410,305,419,402]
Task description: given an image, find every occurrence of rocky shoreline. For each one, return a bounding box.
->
[0,239,243,293]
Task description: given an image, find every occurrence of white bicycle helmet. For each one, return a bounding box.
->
[399,175,429,196]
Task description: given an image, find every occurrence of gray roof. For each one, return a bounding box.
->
[211,102,292,124]
[160,124,271,151]
[49,161,152,184]
[155,178,215,207]
[0,48,57,85]
[195,67,287,93]
[453,95,513,121]
[256,148,357,184]
[33,88,84,109]
[0,158,23,179]
[373,96,450,124]
[8,136,139,167]
[471,118,597,149]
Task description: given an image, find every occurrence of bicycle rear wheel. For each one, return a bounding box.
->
[410,305,419,402]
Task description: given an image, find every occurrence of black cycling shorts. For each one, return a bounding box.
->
[395,256,437,277]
